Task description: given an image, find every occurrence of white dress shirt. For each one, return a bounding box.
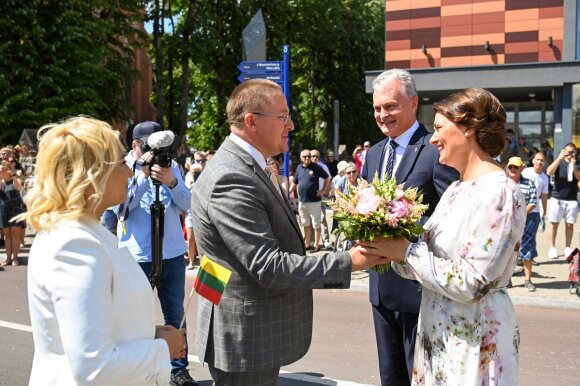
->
[380,121,420,180]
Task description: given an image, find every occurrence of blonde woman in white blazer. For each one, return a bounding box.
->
[17,116,186,386]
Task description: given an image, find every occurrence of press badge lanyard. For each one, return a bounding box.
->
[117,159,139,236]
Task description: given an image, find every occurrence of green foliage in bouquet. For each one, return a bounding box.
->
[329,174,428,273]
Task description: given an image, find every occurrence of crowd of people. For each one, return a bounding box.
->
[1,69,579,386]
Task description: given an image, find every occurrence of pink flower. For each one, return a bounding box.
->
[356,187,380,215]
[390,198,411,219]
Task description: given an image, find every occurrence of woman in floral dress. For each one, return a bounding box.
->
[362,88,526,385]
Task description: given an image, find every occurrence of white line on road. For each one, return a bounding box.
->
[1,320,374,386]
[0,320,32,332]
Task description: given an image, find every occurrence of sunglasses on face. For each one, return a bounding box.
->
[508,165,519,170]
[195,159,206,164]
[302,155,311,159]
[346,170,357,174]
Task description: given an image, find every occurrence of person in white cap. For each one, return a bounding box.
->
[331,160,349,195]
[362,140,371,165]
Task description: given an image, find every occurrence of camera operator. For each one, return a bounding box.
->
[115,121,197,386]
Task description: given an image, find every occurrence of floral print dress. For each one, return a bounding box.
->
[393,171,526,386]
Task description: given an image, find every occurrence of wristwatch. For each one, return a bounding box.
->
[168,179,178,189]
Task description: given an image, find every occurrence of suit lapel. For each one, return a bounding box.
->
[369,138,389,181]
[222,139,304,240]
[395,125,429,183]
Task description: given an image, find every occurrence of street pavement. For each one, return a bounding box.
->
[1,219,580,385]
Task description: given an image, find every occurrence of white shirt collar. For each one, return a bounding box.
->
[229,133,267,170]
[391,120,420,149]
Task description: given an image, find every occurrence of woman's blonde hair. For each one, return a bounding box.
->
[17,116,122,231]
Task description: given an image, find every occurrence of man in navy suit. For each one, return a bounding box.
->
[361,69,458,386]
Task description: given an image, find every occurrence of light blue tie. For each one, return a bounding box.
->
[385,140,398,179]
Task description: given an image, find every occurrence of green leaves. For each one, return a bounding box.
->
[148,0,384,151]
[0,0,143,144]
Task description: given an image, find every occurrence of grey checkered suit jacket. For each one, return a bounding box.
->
[191,138,352,373]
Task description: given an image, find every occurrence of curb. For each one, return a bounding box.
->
[510,295,580,310]
[348,276,580,310]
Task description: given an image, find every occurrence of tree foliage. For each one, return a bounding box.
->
[0,0,384,153]
[148,0,384,152]
[0,0,144,145]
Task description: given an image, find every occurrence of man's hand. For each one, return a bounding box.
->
[137,152,154,178]
[348,244,390,271]
[356,237,411,266]
[150,164,177,187]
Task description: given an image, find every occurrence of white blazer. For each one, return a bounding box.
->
[27,218,171,385]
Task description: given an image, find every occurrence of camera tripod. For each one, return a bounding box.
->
[149,181,165,289]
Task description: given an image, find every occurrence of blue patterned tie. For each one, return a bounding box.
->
[385,140,398,179]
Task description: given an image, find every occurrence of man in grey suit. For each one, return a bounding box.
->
[191,79,386,386]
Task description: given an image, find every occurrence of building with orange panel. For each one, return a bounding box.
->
[366,0,580,153]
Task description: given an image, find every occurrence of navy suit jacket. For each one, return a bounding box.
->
[361,124,458,313]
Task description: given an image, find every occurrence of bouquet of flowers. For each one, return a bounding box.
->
[329,174,429,273]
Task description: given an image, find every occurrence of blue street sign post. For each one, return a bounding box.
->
[236,72,284,84]
[237,61,284,72]
[238,46,292,197]
[282,45,291,186]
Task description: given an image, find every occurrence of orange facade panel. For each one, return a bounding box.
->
[470,32,506,45]
[505,18,539,32]
[441,3,473,17]
[410,57,440,68]
[472,22,505,35]
[505,41,540,54]
[538,45,562,61]
[386,19,412,31]
[411,47,441,59]
[538,28,563,40]
[386,39,412,51]
[387,49,412,61]
[472,1,505,14]
[441,35,473,47]
[440,55,473,67]
[539,17,564,30]
[471,53,505,65]
[441,0,472,5]
[386,0,412,12]
[471,11,505,25]
[539,6,564,18]
[384,1,564,69]
[409,0,442,9]
[441,14,473,26]
[441,24,472,36]
[505,8,540,22]
[410,16,441,29]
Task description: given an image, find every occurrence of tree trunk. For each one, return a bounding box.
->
[167,0,176,132]
[153,0,164,124]
[178,0,197,141]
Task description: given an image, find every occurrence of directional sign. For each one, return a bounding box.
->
[238,61,284,73]
[237,72,284,84]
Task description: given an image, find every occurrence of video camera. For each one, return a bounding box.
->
[136,130,175,169]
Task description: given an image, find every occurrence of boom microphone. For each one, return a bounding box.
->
[147,130,175,149]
